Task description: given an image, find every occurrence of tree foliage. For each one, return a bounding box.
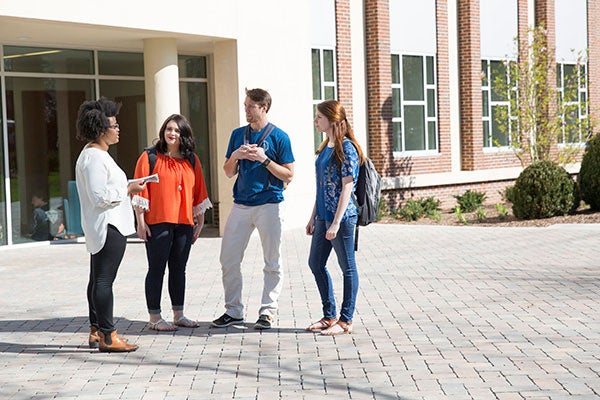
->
[493,26,593,166]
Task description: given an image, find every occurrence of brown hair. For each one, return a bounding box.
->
[316,100,365,166]
[245,88,272,112]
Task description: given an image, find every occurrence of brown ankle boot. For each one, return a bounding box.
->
[89,326,100,349]
[98,330,138,353]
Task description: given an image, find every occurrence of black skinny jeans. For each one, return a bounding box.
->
[144,223,193,314]
[87,224,127,335]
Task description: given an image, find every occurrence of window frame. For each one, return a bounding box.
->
[391,53,438,155]
[481,58,517,151]
[557,62,589,146]
[311,47,337,151]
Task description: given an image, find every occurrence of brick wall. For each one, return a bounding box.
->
[364,0,393,174]
[588,0,600,130]
[335,0,353,123]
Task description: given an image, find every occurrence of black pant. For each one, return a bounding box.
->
[144,223,193,314]
[87,224,126,335]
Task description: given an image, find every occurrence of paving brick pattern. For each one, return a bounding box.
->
[1,224,599,399]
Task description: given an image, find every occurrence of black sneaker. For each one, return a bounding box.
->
[254,314,273,330]
[211,313,244,328]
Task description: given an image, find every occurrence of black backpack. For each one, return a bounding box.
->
[145,146,195,173]
[353,157,382,227]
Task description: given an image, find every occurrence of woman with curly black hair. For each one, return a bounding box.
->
[132,114,212,332]
[75,97,145,352]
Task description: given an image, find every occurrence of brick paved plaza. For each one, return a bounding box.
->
[1,223,599,399]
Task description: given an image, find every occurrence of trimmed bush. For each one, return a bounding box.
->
[578,134,600,210]
[511,161,576,220]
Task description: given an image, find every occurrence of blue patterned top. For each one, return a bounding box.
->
[315,140,360,222]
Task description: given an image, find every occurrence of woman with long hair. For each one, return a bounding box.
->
[132,114,212,331]
[305,99,365,335]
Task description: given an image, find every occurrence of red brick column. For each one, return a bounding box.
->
[436,0,451,158]
[457,0,482,171]
[517,0,529,62]
[364,0,392,174]
[535,0,558,157]
[335,0,353,123]
[588,0,600,133]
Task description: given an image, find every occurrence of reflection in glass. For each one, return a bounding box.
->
[180,81,213,223]
[178,55,207,79]
[393,121,402,152]
[312,49,321,100]
[323,50,334,82]
[392,55,400,84]
[99,51,144,76]
[6,76,94,243]
[392,88,402,118]
[402,55,424,101]
[0,79,5,245]
[492,105,509,146]
[99,80,146,178]
[428,121,437,150]
[4,45,94,74]
[404,105,425,151]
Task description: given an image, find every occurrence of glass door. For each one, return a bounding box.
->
[5,76,94,243]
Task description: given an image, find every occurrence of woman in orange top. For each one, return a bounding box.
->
[132,114,212,331]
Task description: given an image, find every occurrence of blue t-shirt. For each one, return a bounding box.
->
[226,124,295,206]
[315,140,359,222]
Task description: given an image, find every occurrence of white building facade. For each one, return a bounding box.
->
[0,0,596,247]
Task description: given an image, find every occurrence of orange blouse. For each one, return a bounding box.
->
[132,151,212,226]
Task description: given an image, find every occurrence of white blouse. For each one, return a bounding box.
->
[75,147,135,254]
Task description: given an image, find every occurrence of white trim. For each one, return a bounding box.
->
[382,163,581,190]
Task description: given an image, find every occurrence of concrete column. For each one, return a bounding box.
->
[143,38,180,144]
[212,39,240,236]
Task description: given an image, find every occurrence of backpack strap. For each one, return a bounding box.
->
[145,146,157,174]
[146,146,195,173]
[244,123,276,147]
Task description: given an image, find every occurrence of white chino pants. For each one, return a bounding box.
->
[219,202,283,319]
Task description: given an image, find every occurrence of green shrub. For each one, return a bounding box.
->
[578,134,600,210]
[475,206,487,222]
[396,199,424,221]
[454,189,486,213]
[453,206,468,224]
[511,161,576,220]
[396,197,441,222]
[495,203,508,220]
[504,186,516,204]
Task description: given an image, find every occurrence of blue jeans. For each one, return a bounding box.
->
[308,216,359,323]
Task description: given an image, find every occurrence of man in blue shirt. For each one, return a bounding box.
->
[212,88,295,330]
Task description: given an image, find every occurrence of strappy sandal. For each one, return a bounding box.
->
[147,318,178,331]
[320,321,353,336]
[305,317,338,332]
[173,316,199,328]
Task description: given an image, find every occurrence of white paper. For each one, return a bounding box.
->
[128,173,159,184]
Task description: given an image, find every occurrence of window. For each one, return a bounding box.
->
[311,48,337,150]
[557,62,588,144]
[0,46,212,246]
[482,59,516,148]
[391,54,437,153]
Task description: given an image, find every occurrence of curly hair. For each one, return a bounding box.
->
[153,114,196,160]
[75,97,121,142]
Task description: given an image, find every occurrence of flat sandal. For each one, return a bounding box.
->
[320,321,353,336]
[305,317,338,332]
